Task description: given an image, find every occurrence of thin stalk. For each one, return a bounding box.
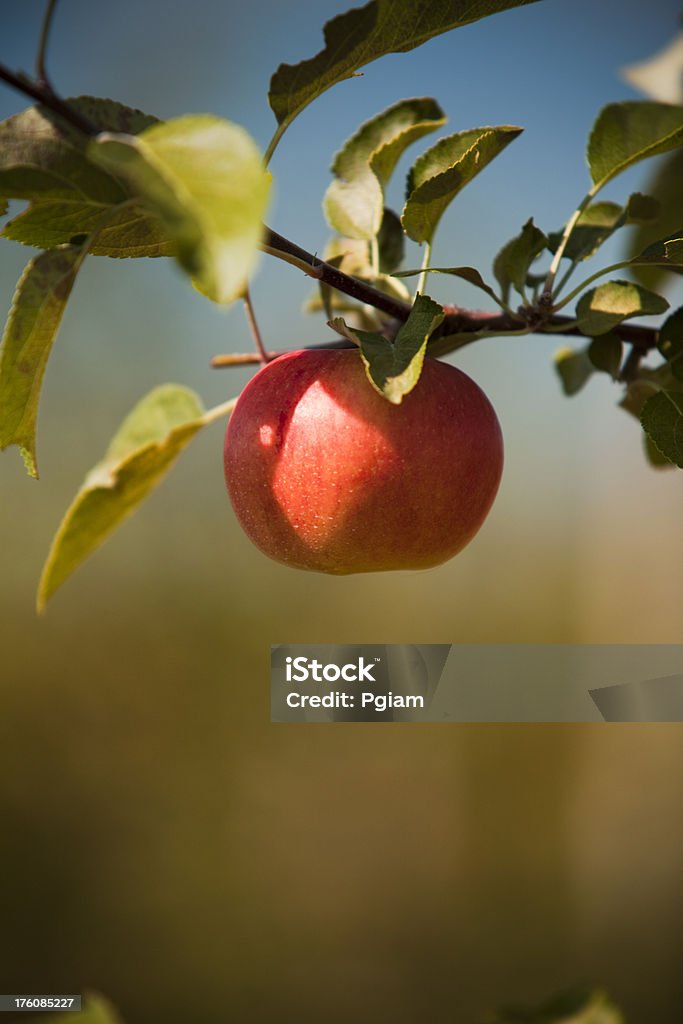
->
[242,286,269,363]
[370,236,380,275]
[36,0,59,87]
[416,242,432,297]
[552,261,631,312]
[542,185,599,299]
[263,121,288,167]
[202,397,238,424]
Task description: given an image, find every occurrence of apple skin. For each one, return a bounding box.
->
[224,348,503,573]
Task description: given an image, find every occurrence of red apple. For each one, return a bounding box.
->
[224,348,503,573]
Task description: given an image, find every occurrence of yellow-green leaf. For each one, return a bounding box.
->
[324,97,446,239]
[576,280,668,336]
[0,246,86,478]
[89,115,271,303]
[37,385,233,611]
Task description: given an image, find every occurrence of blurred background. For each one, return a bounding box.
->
[1,0,683,1021]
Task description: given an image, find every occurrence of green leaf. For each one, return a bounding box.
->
[394,264,502,304]
[0,96,158,203]
[44,994,123,1024]
[89,115,271,303]
[576,280,669,336]
[402,125,522,244]
[493,218,547,301]
[640,389,683,468]
[2,198,174,257]
[625,191,660,222]
[330,293,444,403]
[588,332,622,380]
[376,207,405,273]
[547,201,623,263]
[324,97,446,239]
[37,385,225,611]
[629,231,683,267]
[0,247,86,478]
[493,987,623,1024]
[268,0,541,135]
[644,432,676,469]
[554,345,594,396]
[629,149,683,290]
[587,100,683,190]
[658,306,683,380]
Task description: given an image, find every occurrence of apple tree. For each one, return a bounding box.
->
[1,0,682,609]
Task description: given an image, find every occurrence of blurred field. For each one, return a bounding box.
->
[2,1,683,1021]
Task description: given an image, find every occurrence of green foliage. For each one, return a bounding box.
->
[268,0,541,136]
[0,246,87,477]
[331,294,444,403]
[576,280,668,336]
[89,115,271,303]
[44,994,122,1024]
[37,385,226,611]
[640,389,683,467]
[588,333,622,380]
[547,194,657,265]
[402,126,522,244]
[629,231,683,268]
[493,218,547,302]
[376,208,405,273]
[395,264,503,305]
[324,98,446,240]
[587,100,683,189]
[491,986,623,1023]
[2,198,173,257]
[629,149,683,290]
[554,345,594,396]
[0,97,157,203]
[658,306,683,380]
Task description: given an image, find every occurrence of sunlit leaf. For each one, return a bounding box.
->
[0,246,86,478]
[587,101,683,190]
[0,96,158,202]
[640,389,683,468]
[402,126,522,243]
[268,0,541,136]
[89,115,271,303]
[576,280,668,335]
[324,97,446,239]
[493,218,547,301]
[2,198,174,257]
[37,385,231,610]
[330,293,444,403]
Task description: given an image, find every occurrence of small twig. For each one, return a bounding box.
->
[242,286,269,363]
[211,338,353,368]
[0,63,97,135]
[36,0,59,89]
[620,345,645,383]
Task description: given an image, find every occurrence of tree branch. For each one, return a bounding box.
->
[0,61,662,356]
